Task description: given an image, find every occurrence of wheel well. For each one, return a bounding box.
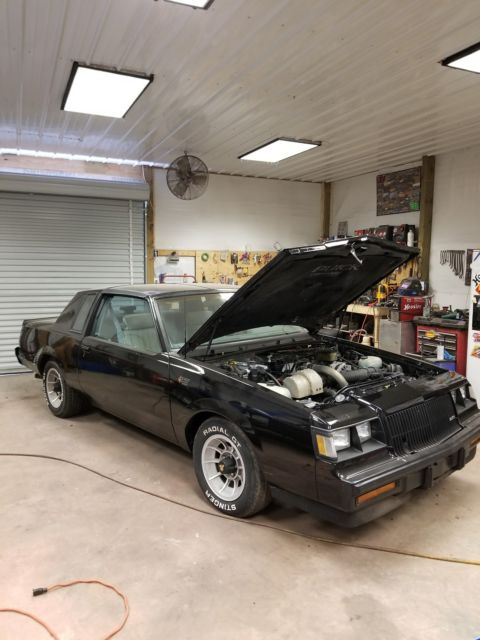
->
[37,355,57,376]
[185,411,220,451]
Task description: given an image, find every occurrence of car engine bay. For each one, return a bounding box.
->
[216,338,425,409]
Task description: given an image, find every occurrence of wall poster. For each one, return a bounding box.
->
[376,167,421,216]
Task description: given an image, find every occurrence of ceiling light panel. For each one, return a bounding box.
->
[164,0,215,8]
[441,42,480,74]
[62,63,153,118]
[239,138,321,163]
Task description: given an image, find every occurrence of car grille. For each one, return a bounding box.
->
[385,395,460,455]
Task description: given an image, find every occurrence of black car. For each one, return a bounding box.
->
[16,237,480,526]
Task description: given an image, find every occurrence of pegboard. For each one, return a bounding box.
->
[154,249,277,285]
[379,257,420,295]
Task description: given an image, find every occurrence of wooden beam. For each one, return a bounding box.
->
[143,167,155,284]
[322,182,331,239]
[417,155,435,282]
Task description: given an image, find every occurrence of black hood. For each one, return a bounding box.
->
[182,237,418,353]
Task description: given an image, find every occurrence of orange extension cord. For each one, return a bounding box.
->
[0,579,129,639]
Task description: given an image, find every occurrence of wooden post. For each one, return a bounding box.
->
[143,167,155,283]
[418,155,435,282]
[322,182,331,239]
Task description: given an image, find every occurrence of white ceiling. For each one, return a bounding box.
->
[2,0,480,182]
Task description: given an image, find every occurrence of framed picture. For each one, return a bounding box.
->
[337,220,348,237]
[376,167,421,216]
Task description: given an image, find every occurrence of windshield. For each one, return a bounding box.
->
[155,292,306,350]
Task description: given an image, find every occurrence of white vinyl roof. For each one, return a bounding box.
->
[2,0,480,182]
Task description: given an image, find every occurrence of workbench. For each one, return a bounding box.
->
[346,304,390,348]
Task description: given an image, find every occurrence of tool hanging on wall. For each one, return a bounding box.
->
[440,250,465,279]
[376,283,388,304]
[263,252,272,264]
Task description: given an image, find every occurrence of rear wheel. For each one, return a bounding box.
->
[43,361,85,418]
[193,417,270,517]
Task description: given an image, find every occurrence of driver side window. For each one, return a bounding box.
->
[90,295,162,354]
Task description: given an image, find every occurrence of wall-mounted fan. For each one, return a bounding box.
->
[166,154,209,200]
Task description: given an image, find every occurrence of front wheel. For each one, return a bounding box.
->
[43,361,85,418]
[193,417,270,517]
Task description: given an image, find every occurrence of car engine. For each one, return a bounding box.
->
[217,340,406,408]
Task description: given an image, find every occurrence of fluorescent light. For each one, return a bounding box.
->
[441,41,480,74]
[164,0,215,8]
[239,138,321,163]
[0,148,168,168]
[62,63,153,118]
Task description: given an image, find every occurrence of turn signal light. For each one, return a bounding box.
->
[356,482,396,505]
[470,436,480,448]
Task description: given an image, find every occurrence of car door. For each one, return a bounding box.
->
[78,293,175,443]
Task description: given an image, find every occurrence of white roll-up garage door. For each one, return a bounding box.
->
[0,191,146,372]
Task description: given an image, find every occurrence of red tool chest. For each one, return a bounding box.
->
[415,323,467,376]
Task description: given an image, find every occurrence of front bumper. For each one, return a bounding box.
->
[273,413,480,527]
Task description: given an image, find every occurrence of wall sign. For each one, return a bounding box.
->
[376,167,421,216]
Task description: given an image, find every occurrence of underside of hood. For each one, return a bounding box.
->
[182,237,418,354]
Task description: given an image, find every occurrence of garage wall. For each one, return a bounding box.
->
[330,168,420,237]
[330,149,480,309]
[153,172,323,250]
[429,147,480,310]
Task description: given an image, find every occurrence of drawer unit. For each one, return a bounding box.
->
[415,324,467,376]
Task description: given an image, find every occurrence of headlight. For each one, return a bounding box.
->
[451,387,467,403]
[450,384,473,410]
[332,428,350,450]
[356,421,372,442]
[313,419,375,460]
[314,427,351,459]
[315,429,350,459]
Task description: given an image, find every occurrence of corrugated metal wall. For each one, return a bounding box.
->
[0,192,145,372]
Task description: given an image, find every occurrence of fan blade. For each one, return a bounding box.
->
[176,155,192,178]
[172,180,189,198]
[174,157,189,180]
[191,173,208,187]
[189,157,206,173]
[183,154,193,176]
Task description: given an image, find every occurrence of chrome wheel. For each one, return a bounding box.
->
[45,367,64,409]
[201,434,245,501]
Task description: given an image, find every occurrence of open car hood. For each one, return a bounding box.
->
[182,237,418,354]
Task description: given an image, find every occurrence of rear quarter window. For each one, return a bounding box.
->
[56,292,97,330]
[71,293,98,332]
[56,294,85,328]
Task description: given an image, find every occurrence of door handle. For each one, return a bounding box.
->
[81,345,91,354]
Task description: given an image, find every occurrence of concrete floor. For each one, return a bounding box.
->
[1,374,479,639]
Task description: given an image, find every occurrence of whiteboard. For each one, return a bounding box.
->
[154,256,196,283]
